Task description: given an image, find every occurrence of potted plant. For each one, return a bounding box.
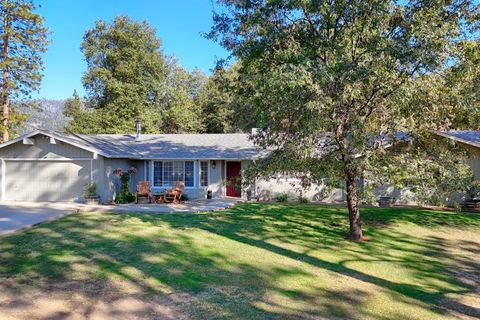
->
[84,183,100,205]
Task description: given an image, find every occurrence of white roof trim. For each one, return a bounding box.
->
[0,130,109,157]
[433,131,480,149]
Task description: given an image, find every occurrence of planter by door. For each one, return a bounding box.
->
[226,161,242,197]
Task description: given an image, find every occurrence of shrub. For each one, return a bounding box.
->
[297,195,310,203]
[116,192,135,204]
[275,193,289,202]
[180,194,189,202]
[452,201,462,212]
[84,183,97,197]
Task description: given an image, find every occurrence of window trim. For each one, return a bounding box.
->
[199,160,210,188]
[151,160,196,189]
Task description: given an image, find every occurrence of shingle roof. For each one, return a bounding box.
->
[434,130,480,149]
[75,133,262,160]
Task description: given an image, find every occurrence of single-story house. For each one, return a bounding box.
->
[0,129,263,202]
[435,130,480,179]
[0,128,478,203]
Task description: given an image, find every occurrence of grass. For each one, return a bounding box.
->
[0,203,479,319]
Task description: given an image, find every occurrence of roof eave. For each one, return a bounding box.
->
[433,130,480,149]
[0,130,110,157]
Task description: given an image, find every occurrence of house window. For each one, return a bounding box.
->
[200,161,209,187]
[185,161,194,187]
[153,161,194,187]
[153,161,163,186]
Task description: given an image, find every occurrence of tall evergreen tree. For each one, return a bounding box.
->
[159,62,206,133]
[63,90,81,118]
[209,0,478,240]
[197,66,238,133]
[0,0,48,141]
[70,16,206,134]
[80,16,166,133]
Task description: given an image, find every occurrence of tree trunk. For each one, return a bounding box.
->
[345,166,363,241]
[2,0,9,142]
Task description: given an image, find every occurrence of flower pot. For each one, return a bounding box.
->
[85,196,100,205]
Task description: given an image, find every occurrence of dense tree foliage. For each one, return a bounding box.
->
[0,0,48,141]
[209,0,479,240]
[197,66,238,133]
[63,90,81,118]
[66,16,207,134]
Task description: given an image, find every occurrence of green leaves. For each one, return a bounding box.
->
[0,0,49,139]
[66,16,208,134]
[210,0,479,205]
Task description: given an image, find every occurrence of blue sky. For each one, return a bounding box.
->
[34,0,229,100]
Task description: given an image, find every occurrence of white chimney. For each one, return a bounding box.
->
[135,118,142,142]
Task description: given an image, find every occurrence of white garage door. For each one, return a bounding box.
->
[4,160,91,202]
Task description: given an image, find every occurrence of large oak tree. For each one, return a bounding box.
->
[209,0,478,240]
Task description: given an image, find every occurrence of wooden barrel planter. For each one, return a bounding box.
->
[84,195,100,205]
[379,196,396,208]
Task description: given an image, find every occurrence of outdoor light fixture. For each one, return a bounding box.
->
[211,160,216,169]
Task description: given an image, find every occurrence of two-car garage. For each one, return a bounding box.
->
[0,131,97,202]
[2,160,91,202]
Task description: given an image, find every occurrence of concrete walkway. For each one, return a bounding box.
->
[82,199,240,214]
[0,199,239,236]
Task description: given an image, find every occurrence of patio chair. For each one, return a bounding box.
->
[135,181,153,204]
[164,181,185,204]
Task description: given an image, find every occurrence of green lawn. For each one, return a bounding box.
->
[0,204,479,319]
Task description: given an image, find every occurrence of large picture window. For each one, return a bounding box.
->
[200,161,209,187]
[153,161,194,187]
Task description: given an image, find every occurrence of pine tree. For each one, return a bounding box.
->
[0,0,48,141]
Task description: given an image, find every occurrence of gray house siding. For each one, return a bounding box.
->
[101,158,133,203]
[0,135,92,159]
[466,157,480,179]
[209,160,224,198]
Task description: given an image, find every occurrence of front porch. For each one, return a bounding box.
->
[131,159,248,200]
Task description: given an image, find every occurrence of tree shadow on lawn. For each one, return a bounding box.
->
[0,203,478,319]
[0,209,370,320]
[160,203,480,318]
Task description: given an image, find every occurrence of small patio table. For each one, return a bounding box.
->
[154,192,166,203]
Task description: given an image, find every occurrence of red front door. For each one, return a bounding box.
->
[226,161,242,197]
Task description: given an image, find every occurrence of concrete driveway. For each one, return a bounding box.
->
[0,202,80,236]
[0,199,240,236]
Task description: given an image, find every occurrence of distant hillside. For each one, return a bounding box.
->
[19,99,69,133]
